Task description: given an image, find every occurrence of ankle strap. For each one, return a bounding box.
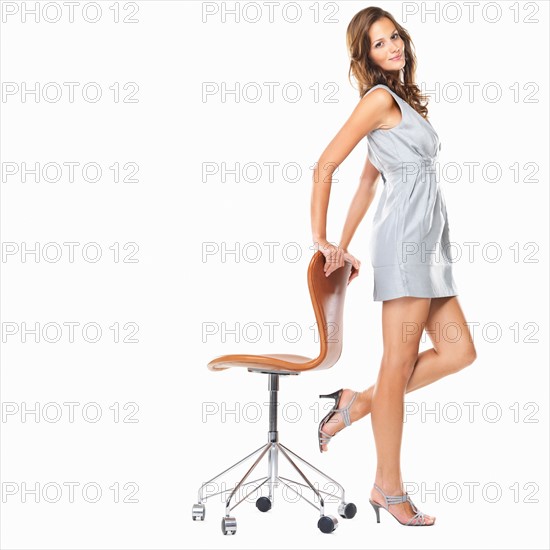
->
[373,483,408,506]
[334,391,359,427]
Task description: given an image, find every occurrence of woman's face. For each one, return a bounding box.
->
[368,17,406,73]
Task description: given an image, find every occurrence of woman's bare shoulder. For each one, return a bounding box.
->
[353,87,395,129]
[362,86,394,105]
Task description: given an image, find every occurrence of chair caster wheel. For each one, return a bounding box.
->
[318,514,339,533]
[192,503,205,521]
[338,501,357,519]
[256,496,272,512]
[221,516,237,535]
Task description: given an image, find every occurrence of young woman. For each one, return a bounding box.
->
[310,7,477,526]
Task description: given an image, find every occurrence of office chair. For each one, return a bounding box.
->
[191,250,357,535]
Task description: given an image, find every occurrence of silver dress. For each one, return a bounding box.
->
[365,84,459,302]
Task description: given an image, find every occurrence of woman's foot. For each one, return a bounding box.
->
[319,389,369,451]
[370,483,436,525]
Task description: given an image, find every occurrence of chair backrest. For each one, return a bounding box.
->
[306,250,352,370]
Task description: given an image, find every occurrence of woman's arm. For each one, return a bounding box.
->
[339,157,381,252]
[311,88,392,251]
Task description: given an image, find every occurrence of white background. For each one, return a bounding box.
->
[1,1,548,548]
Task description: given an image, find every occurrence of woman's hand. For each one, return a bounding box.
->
[316,241,361,285]
[346,251,361,285]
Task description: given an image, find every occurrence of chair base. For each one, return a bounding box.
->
[192,373,357,535]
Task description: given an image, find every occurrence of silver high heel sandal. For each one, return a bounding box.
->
[369,483,435,526]
[318,389,359,453]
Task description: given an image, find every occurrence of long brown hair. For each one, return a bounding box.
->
[347,6,429,119]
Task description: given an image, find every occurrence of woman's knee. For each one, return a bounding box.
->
[448,345,477,373]
[462,345,477,368]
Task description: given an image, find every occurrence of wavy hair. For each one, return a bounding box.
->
[346,6,429,119]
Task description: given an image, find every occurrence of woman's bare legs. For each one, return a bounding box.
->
[319,296,477,450]
[320,295,477,523]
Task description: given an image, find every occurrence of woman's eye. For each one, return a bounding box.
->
[375,34,398,48]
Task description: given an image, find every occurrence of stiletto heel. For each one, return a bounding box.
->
[319,390,342,400]
[369,499,381,523]
[317,389,359,453]
[369,483,435,526]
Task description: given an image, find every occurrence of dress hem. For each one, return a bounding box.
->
[372,263,459,302]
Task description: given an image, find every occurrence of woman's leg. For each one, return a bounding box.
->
[318,296,477,449]
[365,295,477,407]
[369,296,434,523]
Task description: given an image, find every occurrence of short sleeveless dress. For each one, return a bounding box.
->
[365,84,459,302]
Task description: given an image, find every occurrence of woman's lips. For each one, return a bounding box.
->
[390,54,402,61]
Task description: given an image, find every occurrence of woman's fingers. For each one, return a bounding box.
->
[320,245,360,278]
[348,268,359,284]
[325,255,344,277]
[343,252,361,284]
[321,245,343,276]
[348,263,359,282]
